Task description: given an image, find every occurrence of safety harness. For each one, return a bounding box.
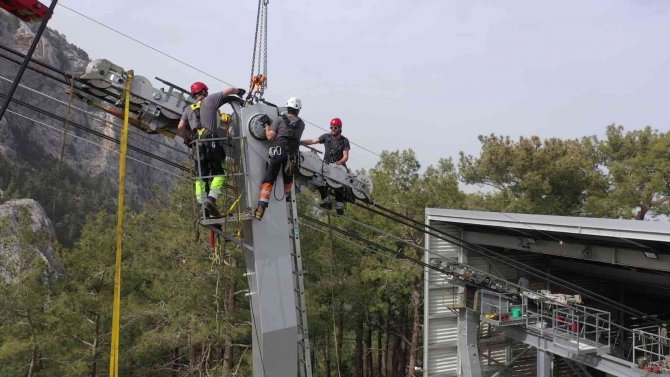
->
[188,101,227,162]
[190,101,209,137]
[269,114,302,175]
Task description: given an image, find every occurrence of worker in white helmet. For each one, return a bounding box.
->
[254,97,305,220]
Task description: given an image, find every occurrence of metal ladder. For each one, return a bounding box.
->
[287,185,313,377]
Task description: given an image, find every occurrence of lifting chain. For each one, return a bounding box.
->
[248,0,270,101]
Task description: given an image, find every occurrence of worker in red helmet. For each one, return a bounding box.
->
[301,117,350,215]
[178,82,245,217]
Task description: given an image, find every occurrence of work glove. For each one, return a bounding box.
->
[183,134,193,148]
[236,88,246,97]
[258,114,271,126]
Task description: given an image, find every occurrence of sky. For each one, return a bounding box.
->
[46,0,670,174]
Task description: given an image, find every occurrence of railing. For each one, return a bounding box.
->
[551,305,610,354]
[632,325,670,374]
[479,289,670,375]
[480,290,612,355]
[480,290,533,326]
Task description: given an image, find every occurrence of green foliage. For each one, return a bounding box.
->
[1,181,250,376]
[0,210,55,376]
[590,125,670,219]
[459,134,607,215]
[0,145,115,247]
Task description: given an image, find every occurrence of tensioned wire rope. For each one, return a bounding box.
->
[298,207,656,347]
[303,221,462,328]
[351,200,662,325]
[0,90,190,174]
[294,155,660,326]
[8,6,554,240]
[298,197,660,329]
[4,78,645,367]
[0,77,189,171]
[300,215,472,316]
[3,6,593,251]
[303,201,552,311]
[0,60,189,159]
[3,108,188,182]
[7,74,654,328]
[55,3,383,160]
[16,0,660,333]
[0,85,244,220]
[0,52,183,152]
[0,63,245,197]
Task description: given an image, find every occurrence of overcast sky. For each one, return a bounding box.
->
[47,0,670,173]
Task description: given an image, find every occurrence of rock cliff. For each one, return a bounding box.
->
[0,199,63,282]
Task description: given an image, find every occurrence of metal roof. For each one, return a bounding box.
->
[426,208,670,244]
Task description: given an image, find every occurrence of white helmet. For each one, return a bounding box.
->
[286,97,302,110]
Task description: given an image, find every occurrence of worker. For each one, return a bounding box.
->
[178,82,245,217]
[254,97,305,220]
[300,117,350,215]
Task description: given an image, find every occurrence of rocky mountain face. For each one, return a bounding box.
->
[0,9,186,206]
[0,199,63,282]
[0,10,188,243]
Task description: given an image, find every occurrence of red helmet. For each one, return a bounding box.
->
[330,117,342,128]
[190,81,208,95]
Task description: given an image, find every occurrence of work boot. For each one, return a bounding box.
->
[205,197,221,218]
[254,205,266,221]
[197,201,210,218]
[319,201,332,210]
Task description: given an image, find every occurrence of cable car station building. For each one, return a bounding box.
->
[424,209,670,377]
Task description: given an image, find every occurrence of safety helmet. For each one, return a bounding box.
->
[190,81,208,95]
[330,117,342,128]
[286,97,302,110]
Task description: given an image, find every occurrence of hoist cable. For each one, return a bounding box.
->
[57,3,235,87]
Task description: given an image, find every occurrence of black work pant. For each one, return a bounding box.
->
[194,137,226,201]
[259,153,294,207]
[262,153,293,186]
[319,185,345,203]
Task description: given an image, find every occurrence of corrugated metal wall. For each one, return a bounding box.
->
[425,221,461,377]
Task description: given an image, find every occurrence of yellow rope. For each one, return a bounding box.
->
[109,70,133,377]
